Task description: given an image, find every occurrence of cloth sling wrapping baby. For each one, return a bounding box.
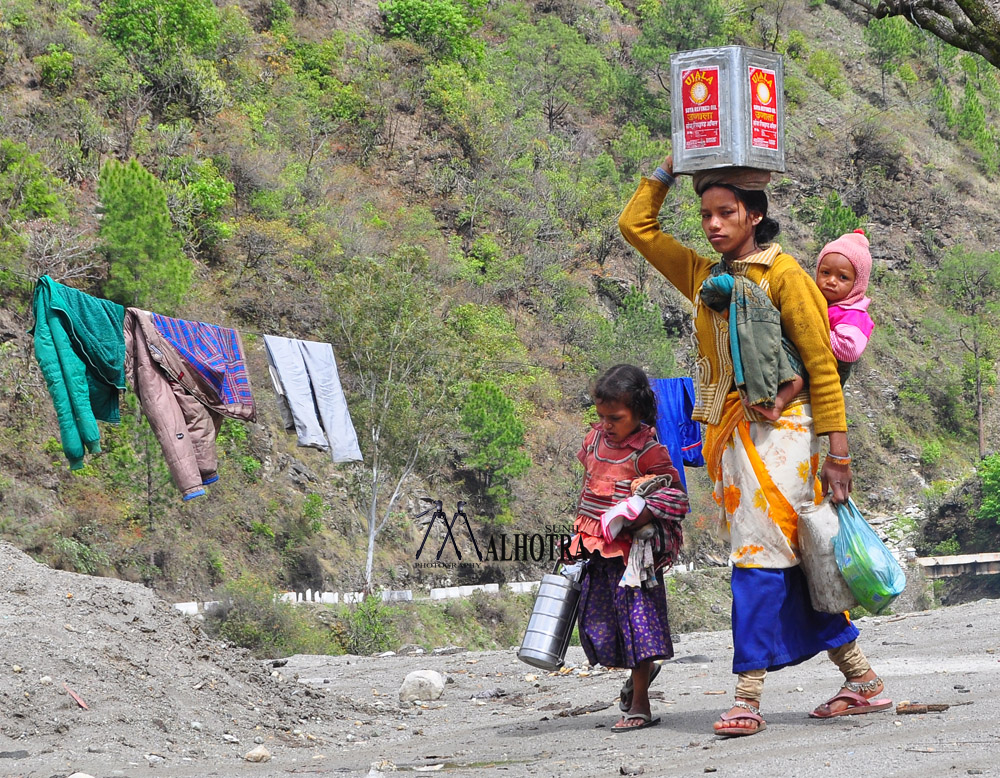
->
[698,274,825,569]
[700,272,803,409]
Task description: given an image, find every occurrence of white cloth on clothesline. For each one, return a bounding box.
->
[263,335,363,463]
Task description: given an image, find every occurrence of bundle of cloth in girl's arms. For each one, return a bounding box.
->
[562,153,883,736]
[30,275,362,501]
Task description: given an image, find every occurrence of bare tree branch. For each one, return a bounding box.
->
[845,0,1000,68]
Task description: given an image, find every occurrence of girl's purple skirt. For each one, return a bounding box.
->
[576,554,674,669]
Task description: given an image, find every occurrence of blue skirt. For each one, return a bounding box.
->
[731,565,859,674]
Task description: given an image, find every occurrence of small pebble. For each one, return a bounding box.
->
[244,745,271,763]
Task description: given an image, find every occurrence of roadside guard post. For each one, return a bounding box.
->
[670,45,785,174]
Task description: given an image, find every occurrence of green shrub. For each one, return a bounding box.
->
[814,191,864,245]
[977,453,1000,523]
[252,0,293,31]
[805,49,846,97]
[0,139,68,222]
[99,0,220,59]
[931,536,960,555]
[920,440,943,467]
[783,29,808,60]
[98,158,192,312]
[460,380,531,509]
[379,0,485,61]
[34,44,74,91]
[340,596,397,655]
[51,535,112,575]
[206,575,339,658]
[783,74,808,108]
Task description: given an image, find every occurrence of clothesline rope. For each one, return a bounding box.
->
[1,268,606,373]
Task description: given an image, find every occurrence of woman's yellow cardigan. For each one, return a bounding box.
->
[618,176,846,436]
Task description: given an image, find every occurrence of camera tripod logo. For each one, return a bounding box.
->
[414,500,483,562]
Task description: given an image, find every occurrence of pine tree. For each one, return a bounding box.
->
[932,78,958,130]
[98,159,192,313]
[460,381,531,510]
[863,16,916,103]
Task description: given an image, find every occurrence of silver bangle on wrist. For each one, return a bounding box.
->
[652,166,675,187]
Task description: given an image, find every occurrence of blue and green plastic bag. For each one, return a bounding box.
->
[833,498,906,614]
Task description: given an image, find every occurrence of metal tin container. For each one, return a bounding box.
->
[670,45,785,174]
[517,571,582,671]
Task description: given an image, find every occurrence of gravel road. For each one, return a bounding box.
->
[2,540,998,778]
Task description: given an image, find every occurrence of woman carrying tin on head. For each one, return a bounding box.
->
[617,154,890,737]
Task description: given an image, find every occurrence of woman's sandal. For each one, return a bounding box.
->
[809,676,892,718]
[714,700,766,737]
[618,661,662,712]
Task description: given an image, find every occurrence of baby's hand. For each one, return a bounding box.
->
[746,401,782,421]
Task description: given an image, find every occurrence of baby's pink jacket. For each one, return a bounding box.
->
[828,297,874,363]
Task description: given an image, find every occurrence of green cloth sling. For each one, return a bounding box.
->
[700,272,803,409]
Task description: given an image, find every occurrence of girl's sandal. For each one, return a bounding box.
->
[714,700,766,737]
[618,661,662,712]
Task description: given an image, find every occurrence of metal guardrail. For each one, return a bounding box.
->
[917,552,1000,579]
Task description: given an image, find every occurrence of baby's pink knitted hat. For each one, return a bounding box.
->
[817,228,871,305]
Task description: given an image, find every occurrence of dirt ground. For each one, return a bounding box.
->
[2,540,1000,778]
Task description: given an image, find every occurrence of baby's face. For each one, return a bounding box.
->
[816,252,856,303]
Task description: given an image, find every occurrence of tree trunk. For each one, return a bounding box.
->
[364,483,378,593]
[977,360,986,459]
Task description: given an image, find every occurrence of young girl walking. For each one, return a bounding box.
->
[815,229,875,385]
[570,364,687,732]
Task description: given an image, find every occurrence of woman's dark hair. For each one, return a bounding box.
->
[592,364,657,425]
[721,185,780,246]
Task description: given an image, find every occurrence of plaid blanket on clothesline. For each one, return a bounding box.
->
[151,313,254,411]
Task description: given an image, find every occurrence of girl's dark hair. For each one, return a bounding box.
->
[592,364,657,425]
[721,185,780,246]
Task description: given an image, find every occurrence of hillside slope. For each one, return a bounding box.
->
[0,0,999,604]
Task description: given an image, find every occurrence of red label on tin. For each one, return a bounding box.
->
[749,66,778,150]
[681,67,721,149]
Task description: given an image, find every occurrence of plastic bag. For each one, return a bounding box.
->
[833,498,906,614]
[798,499,857,614]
